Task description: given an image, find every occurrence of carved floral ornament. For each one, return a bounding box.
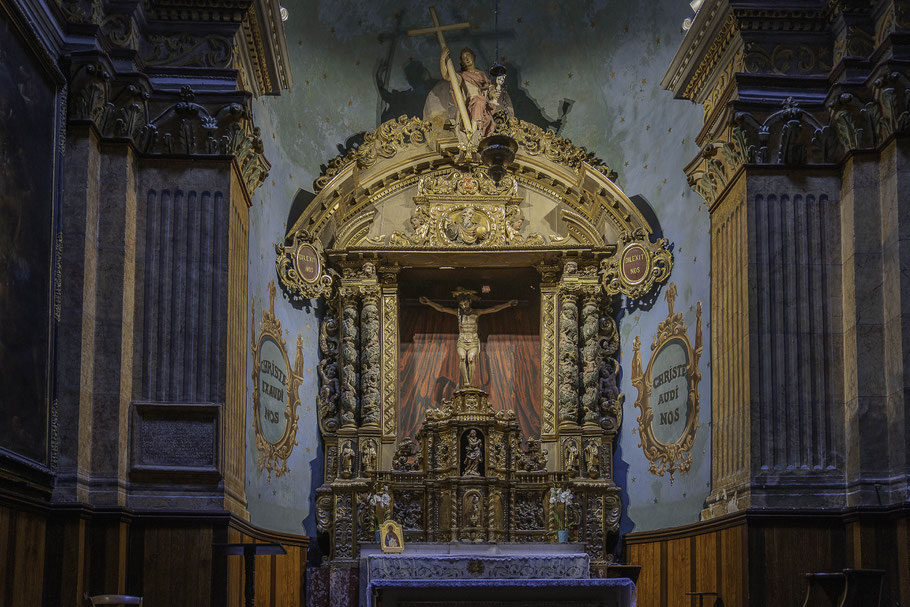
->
[250,280,303,481]
[631,283,703,483]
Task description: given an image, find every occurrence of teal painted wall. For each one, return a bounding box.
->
[246,0,710,541]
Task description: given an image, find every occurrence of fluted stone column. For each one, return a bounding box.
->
[664,0,910,517]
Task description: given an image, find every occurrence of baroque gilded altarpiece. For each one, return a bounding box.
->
[276,115,672,565]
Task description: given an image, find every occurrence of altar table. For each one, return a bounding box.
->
[360,543,636,607]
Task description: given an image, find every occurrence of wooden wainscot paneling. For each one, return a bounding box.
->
[625,507,909,607]
[225,519,309,607]
[0,504,47,607]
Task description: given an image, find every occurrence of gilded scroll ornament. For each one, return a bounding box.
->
[600,229,673,300]
[314,116,433,192]
[275,228,333,301]
[250,280,303,481]
[632,284,703,483]
[494,116,617,181]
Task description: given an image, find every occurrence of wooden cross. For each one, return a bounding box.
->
[407,7,474,136]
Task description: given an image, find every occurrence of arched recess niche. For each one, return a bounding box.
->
[275,116,672,563]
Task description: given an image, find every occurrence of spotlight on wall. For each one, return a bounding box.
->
[280,6,289,21]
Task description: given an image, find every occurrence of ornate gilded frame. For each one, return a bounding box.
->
[601,228,673,300]
[379,519,404,553]
[631,284,702,482]
[275,228,333,300]
[251,280,303,481]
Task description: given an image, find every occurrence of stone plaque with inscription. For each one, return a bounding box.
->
[649,337,690,444]
[130,402,220,482]
[251,280,303,480]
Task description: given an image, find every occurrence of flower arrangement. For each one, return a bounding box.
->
[368,486,391,531]
[549,487,574,532]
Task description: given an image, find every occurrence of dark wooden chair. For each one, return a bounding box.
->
[803,572,845,607]
[802,568,885,607]
[840,568,884,607]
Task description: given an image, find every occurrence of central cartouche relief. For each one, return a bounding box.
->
[389,169,544,248]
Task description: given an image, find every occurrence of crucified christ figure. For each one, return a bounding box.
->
[419,288,517,387]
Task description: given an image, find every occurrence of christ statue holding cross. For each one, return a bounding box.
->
[419,288,517,387]
[407,7,504,139]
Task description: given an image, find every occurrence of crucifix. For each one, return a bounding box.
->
[407,7,475,137]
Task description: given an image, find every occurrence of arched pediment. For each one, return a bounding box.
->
[279,116,672,299]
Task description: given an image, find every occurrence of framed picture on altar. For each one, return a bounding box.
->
[379,520,404,553]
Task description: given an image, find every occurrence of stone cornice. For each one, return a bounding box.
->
[661,0,731,98]
[48,0,291,96]
[664,0,910,206]
[66,51,270,197]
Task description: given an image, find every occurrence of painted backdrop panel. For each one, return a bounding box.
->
[397,268,540,440]
[0,8,57,463]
